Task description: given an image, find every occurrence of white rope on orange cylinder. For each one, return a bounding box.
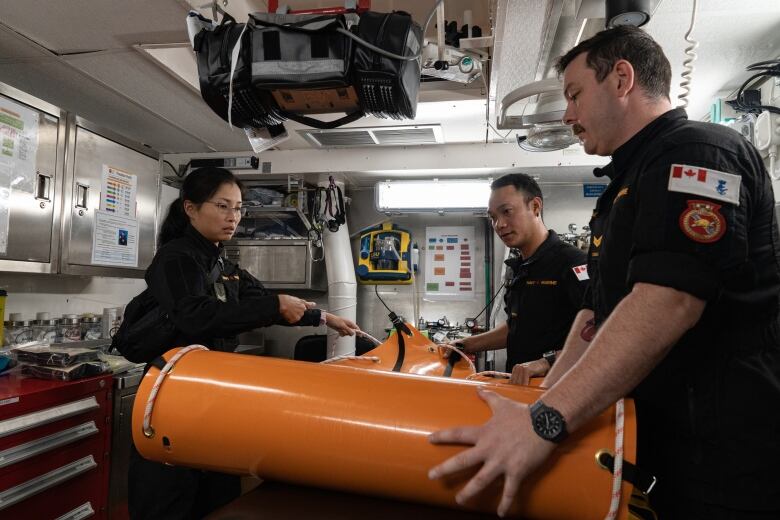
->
[321,355,381,364]
[355,330,383,345]
[465,370,510,380]
[142,345,209,438]
[436,344,477,373]
[604,398,626,520]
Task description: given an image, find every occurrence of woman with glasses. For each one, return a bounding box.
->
[128,167,359,519]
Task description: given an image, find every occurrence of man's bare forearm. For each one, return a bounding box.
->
[541,283,705,432]
[463,321,508,352]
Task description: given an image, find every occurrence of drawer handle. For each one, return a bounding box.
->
[0,396,99,438]
[0,421,99,469]
[0,455,97,510]
[55,501,95,520]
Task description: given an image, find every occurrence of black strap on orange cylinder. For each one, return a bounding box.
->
[597,451,657,495]
[389,311,409,372]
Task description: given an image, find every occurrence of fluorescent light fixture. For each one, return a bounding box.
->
[375,179,491,213]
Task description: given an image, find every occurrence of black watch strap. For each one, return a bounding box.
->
[542,350,557,367]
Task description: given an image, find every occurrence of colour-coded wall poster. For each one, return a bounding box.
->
[424,226,476,300]
[92,164,139,267]
[100,165,137,218]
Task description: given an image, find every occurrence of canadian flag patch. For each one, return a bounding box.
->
[667,164,741,206]
[572,264,589,281]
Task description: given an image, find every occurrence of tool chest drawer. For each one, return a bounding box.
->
[0,373,113,519]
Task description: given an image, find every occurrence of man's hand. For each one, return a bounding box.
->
[509,358,550,386]
[277,294,308,323]
[428,388,556,517]
[325,313,361,336]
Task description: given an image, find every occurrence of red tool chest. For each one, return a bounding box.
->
[0,372,113,519]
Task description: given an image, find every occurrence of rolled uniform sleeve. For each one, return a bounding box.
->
[627,144,749,301]
[580,284,594,311]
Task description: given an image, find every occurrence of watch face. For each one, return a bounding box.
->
[533,410,563,440]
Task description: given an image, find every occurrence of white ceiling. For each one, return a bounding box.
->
[0,0,777,156]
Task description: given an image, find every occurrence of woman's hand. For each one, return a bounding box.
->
[277,294,309,324]
[438,337,472,359]
[325,313,361,336]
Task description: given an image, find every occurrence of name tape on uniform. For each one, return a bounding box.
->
[572,264,589,281]
[667,164,741,206]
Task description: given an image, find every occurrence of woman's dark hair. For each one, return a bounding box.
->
[554,26,671,101]
[158,167,245,246]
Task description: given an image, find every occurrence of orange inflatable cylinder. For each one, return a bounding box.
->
[132,349,636,519]
[332,325,476,378]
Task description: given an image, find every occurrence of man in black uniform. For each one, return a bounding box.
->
[428,26,780,519]
[443,173,589,381]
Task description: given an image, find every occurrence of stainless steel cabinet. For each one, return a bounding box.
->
[0,84,66,274]
[0,83,162,277]
[60,119,160,278]
[225,239,326,290]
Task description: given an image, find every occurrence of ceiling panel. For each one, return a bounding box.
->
[0,0,190,54]
[62,50,251,151]
[0,59,212,152]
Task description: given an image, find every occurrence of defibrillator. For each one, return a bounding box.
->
[356,222,414,284]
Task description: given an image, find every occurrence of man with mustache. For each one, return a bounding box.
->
[443,173,590,384]
[429,26,780,518]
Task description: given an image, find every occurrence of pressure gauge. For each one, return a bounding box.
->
[437,318,447,326]
[465,318,477,329]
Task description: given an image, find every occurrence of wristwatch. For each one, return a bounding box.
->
[529,400,568,443]
[542,350,557,368]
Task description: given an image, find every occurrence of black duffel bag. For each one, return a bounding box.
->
[248,12,364,129]
[193,12,284,129]
[353,11,423,120]
[248,12,354,89]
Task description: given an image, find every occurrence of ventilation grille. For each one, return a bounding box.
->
[299,125,443,148]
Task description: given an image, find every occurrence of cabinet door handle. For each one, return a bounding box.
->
[0,455,97,510]
[55,501,95,520]
[0,421,99,469]
[75,183,89,209]
[35,172,52,201]
[0,396,99,438]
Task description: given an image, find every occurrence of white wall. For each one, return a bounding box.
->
[1,273,145,322]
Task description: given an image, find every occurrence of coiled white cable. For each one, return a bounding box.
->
[677,0,699,109]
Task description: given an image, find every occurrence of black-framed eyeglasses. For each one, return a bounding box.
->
[204,201,246,217]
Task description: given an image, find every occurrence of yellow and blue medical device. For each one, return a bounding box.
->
[356,222,414,284]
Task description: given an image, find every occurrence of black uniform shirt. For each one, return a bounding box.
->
[503,230,589,371]
[145,224,320,351]
[585,108,780,509]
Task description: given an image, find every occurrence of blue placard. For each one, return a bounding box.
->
[583,184,607,197]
